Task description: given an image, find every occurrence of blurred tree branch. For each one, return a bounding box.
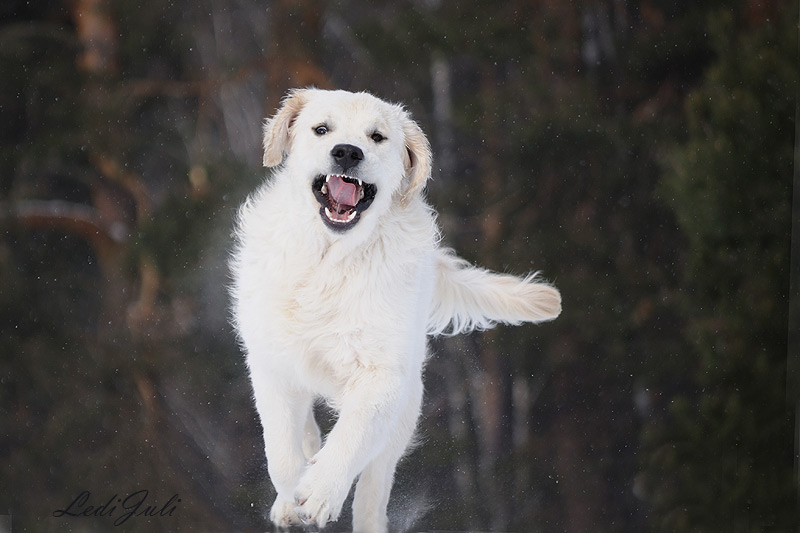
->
[73,0,118,73]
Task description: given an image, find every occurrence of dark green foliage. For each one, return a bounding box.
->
[644,6,798,530]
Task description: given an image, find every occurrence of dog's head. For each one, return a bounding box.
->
[262,88,431,232]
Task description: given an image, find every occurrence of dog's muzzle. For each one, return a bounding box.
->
[312,174,376,231]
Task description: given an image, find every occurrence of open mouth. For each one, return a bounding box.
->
[312,174,377,231]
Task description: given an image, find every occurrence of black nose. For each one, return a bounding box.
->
[330,144,364,172]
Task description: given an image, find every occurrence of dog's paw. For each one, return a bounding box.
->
[293,463,349,528]
[270,494,302,528]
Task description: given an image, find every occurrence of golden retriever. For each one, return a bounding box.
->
[230,88,560,532]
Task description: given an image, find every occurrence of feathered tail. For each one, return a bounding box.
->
[427,248,561,336]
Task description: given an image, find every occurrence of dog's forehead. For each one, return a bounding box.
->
[300,92,399,132]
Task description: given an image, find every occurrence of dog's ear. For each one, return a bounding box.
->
[401,114,432,205]
[262,89,309,167]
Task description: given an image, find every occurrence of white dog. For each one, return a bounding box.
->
[230,88,561,532]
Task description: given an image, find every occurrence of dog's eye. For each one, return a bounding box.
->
[371,132,385,143]
[314,125,328,136]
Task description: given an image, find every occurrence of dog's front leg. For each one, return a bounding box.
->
[250,372,316,528]
[293,366,408,529]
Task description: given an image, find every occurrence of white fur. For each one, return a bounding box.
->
[230,89,561,532]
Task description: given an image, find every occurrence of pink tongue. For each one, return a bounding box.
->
[327,175,359,207]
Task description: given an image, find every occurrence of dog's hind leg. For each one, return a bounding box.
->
[351,376,423,533]
[302,404,322,460]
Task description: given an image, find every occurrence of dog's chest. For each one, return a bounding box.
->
[268,276,381,392]
[279,257,389,333]
[270,248,415,371]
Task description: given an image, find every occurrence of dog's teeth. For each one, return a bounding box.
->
[357,178,362,186]
[321,184,328,195]
[359,188,365,200]
[346,210,356,222]
[325,207,333,220]
[326,175,331,182]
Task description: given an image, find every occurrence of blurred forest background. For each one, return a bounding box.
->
[1,0,797,531]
